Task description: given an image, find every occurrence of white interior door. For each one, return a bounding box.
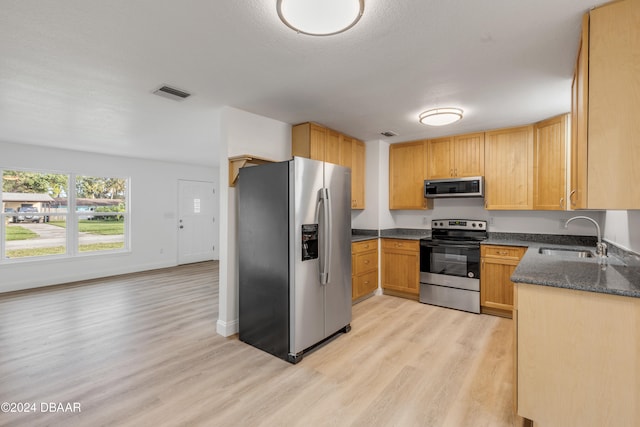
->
[178,180,215,265]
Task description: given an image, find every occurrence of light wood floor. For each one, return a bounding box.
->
[0,261,526,426]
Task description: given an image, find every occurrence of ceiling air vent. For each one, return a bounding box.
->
[153,85,192,101]
[380,131,398,137]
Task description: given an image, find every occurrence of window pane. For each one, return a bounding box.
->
[5,216,67,259]
[75,176,127,211]
[2,170,69,259]
[2,170,69,215]
[78,215,126,253]
[74,176,127,254]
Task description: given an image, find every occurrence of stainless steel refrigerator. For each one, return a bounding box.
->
[238,156,352,364]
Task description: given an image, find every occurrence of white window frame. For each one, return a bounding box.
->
[1,168,130,263]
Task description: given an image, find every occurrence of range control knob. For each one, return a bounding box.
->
[472,223,476,227]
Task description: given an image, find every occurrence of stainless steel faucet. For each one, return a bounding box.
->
[565,216,608,257]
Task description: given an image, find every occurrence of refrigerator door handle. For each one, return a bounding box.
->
[324,187,332,284]
[316,188,330,285]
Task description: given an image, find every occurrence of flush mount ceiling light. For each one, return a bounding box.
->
[419,108,464,126]
[277,0,364,36]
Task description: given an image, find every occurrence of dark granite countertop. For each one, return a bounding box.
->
[379,228,431,241]
[351,228,431,242]
[483,233,640,298]
[351,229,378,243]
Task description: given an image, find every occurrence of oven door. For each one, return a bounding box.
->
[419,240,480,279]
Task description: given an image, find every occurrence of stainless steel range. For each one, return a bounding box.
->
[419,219,488,313]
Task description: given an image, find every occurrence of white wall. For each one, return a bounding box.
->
[604,210,640,253]
[351,140,381,229]
[217,107,291,337]
[0,140,218,293]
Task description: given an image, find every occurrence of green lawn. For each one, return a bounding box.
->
[6,242,125,259]
[6,226,38,241]
[49,219,124,235]
[6,246,66,258]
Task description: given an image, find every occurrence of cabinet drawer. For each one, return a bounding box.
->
[354,251,377,275]
[354,270,378,296]
[381,239,419,251]
[352,239,377,254]
[481,245,526,260]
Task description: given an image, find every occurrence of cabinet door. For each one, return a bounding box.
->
[587,0,640,209]
[309,124,327,161]
[484,126,534,210]
[325,129,341,165]
[453,132,485,177]
[570,13,589,209]
[339,135,353,168]
[534,114,568,210]
[354,270,378,300]
[481,258,519,314]
[389,141,430,210]
[381,240,420,296]
[426,137,453,179]
[351,140,366,209]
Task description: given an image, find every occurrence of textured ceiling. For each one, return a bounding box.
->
[0,0,599,167]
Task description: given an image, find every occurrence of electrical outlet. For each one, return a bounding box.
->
[489,217,495,225]
[423,216,429,225]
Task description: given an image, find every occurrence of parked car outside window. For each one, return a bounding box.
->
[16,207,41,223]
[4,207,17,223]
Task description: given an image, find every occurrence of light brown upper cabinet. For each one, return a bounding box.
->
[426,132,485,179]
[533,114,568,210]
[292,122,327,161]
[292,122,366,209]
[389,140,432,210]
[484,126,534,210]
[350,139,366,209]
[339,135,366,209]
[325,129,341,165]
[571,0,640,209]
[570,13,589,209]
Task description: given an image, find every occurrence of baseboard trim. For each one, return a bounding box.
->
[216,318,239,337]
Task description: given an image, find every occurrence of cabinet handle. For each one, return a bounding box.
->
[364,281,369,285]
[560,197,565,209]
[364,260,370,264]
[364,244,369,249]
[485,201,488,209]
[569,190,576,206]
[499,251,508,255]
[450,168,454,177]
[454,168,458,177]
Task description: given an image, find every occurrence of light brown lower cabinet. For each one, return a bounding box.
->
[480,245,526,318]
[381,239,420,298]
[352,240,378,301]
[515,283,640,426]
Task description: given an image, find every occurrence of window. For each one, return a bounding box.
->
[1,169,129,261]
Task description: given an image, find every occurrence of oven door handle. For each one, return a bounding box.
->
[422,241,480,250]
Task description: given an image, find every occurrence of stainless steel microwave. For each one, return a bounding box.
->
[424,176,484,198]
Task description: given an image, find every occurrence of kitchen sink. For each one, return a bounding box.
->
[538,247,594,258]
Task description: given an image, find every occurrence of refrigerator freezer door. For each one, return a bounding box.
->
[238,161,290,360]
[290,157,326,354]
[323,162,352,336]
